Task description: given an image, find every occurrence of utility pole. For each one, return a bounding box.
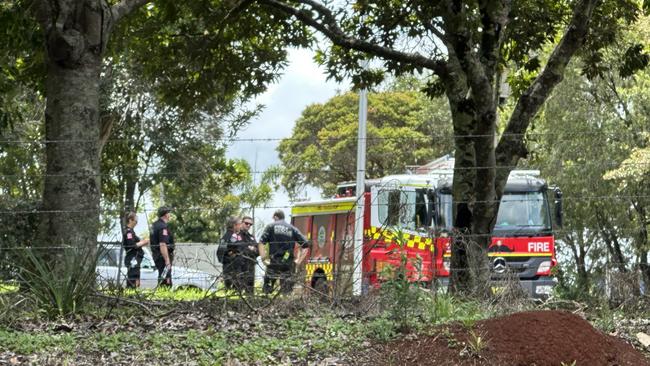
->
[252,149,258,234]
[353,79,368,296]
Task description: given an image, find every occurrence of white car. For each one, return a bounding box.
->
[96,245,217,290]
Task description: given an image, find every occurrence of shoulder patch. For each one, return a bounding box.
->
[162,229,168,236]
[127,232,133,239]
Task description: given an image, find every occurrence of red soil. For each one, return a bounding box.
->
[364,310,649,366]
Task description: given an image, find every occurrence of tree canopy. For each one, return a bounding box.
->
[523,14,650,299]
[0,0,311,253]
[278,88,453,197]
[258,0,647,293]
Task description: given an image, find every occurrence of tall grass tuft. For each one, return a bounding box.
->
[10,245,99,317]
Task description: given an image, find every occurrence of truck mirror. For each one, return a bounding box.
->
[427,190,438,227]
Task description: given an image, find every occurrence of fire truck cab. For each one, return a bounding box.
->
[291,169,562,298]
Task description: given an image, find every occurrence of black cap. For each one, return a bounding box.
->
[157,206,172,218]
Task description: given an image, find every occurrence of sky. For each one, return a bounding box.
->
[224,47,349,234]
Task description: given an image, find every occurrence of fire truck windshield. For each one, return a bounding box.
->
[436,191,551,232]
[495,192,551,230]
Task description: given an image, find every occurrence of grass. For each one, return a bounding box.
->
[0,329,76,354]
[98,282,274,302]
[0,310,375,365]
[465,330,487,357]
[8,284,639,365]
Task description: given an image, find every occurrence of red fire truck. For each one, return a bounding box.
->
[290,169,562,298]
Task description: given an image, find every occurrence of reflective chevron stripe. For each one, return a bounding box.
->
[305,262,334,281]
[364,226,435,252]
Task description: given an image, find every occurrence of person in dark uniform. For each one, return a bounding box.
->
[259,210,309,294]
[220,216,242,291]
[122,212,150,288]
[150,206,175,287]
[239,215,259,294]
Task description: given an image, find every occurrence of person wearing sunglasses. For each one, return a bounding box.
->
[238,216,259,294]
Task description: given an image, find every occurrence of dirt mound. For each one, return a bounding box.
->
[362,310,650,366]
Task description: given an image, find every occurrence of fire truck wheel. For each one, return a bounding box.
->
[311,272,328,295]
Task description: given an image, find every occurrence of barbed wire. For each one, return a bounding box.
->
[1,127,650,145]
[2,227,649,250]
[1,160,650,179]
[3,193,650,215]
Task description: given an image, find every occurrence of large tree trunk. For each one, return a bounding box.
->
[35,0,147,253]
[443,57,475,294]
[40,51,102,251]
[442,0,504,296]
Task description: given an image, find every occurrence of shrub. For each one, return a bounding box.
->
[10,244,99,317]
[378,227,428,332]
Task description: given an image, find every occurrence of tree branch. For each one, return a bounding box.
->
[441,0,493,116]
[110,0,151,24]
[478,0,510,86]
[258,0,447,75]
[495,0,599,183]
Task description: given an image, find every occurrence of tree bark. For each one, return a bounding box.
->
[441,0,505,295]
[36,0,149,253]
[440,49,477,294]
[41,49,102,250]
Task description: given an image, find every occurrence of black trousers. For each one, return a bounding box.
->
[124,255,141,288]
[126,266,141,288]
[226,255,256,294]
[263,262,295,294]
[154,253,173,288]
[222,257,233,289]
